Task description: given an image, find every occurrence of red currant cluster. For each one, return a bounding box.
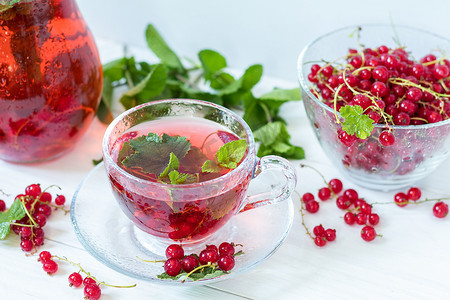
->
[337,189,380,242]
[300,165,380,243]
[9,183,67,252]
[394,187,449,218]
[309,46,450,129]
[37,251,135,300]
[160,242,240,280]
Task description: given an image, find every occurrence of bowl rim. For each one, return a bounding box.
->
[297,23,450,130]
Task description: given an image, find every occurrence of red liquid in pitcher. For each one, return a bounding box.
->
[108,117,251,243]
[0,0,102,162]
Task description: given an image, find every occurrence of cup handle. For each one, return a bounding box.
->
[237,155,297,213]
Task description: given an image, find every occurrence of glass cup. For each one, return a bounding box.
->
[102,99,297,252]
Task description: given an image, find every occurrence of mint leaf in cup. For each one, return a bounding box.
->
[202,139,247,173]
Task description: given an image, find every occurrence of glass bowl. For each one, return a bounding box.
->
[297,24,450,191]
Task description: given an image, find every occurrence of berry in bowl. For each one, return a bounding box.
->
[297,25,450,191]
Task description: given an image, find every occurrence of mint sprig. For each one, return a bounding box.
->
[0,198,26,240]
[339,105,374,139]
[201,139,247,173]
[98,24,304,160]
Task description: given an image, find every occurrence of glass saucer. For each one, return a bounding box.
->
[71,163,294,285]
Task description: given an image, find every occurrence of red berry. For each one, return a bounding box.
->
[394,192,409,207]
[37,204,52,217]
[336,195,351,210]
[433,64,449,80]
[302,193,315,202]
[361,226,377,242]
[34,213,47,228]
[355,213,367,225]
[181,255,199,273]
[199,249,219,265]
[33,236,44,247]
[371,81,389,97]
[68,272,83,287]
[39,192,52,203]
[165,244,184,260]
[20,226,32,239]
[83,277,97,286]
[372,66,389,82]
[318,187,331,201]
[84,284,101,300]
[314,236,327,247]
[20,239,33,252]
[344,212,355,225]
[313,225,325,237]
[343,189,358,202]
[39,251,52,263]
[218,254,235,271]
[219,242,235,256]
[405,87,422,102]
[407,187,421,201]
[304,200,319,213]
[379,131,395,147]
[54,195,66,206]
[360,202,372,215]
[0,199,5,211]
[43,260,58,274]
[328,179,343,193]
[25,184,41,198]
[205,244,218,252]
[368,213,380,226]
[325,229,336,241]
[433,202,449,218]
[164,258,182,276]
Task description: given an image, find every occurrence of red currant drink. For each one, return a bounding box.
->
[107,116,251,244]
[0,0,102,162]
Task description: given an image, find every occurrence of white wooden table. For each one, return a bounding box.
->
[1,41,450,300]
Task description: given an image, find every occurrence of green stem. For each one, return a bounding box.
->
[21,201,37,227]
[53,255,136,288]
[136,256,165,263]
[181,262,213,283]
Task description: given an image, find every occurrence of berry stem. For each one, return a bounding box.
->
[52,255,136,288]
[136,256,166,263]
[371,197,450,206]
[20,201,37,227]
[181,262,213,283]
[298,192,315,241]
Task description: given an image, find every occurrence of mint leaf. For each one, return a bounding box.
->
[210,72,235,90]
[145,24,184,71]
[120,64,168,109]
[0,199,26,240]
[159,152,179,178]
[201,160,222,173]
[254,122,305,159]
[241,64,263,91]
[156,266,227,282]
[122,133,191,175]
[168,170,188,184]
[216,139,247,169]
[0,0,20,13]
[259,88,302,101]
[179,147,208,173]
[198,50,227,81]
[339,105,374,139]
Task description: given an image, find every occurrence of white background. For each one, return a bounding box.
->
[77,0,450,81]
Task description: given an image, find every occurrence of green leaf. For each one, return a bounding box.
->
[168,170,189,184]
[210,72,235,90]
[122,133,191,175]
[201,160,222,173]
[103,58,126,82]
[180,147,208,173]
[242,93,270,131]
[198,49,227,81]
[240,64,263,91]
[156,266,227,281]
[339,105,374,139]
[259,87,302,101]
[7,198,26,221]
[0,198,26,240]
[215,139,247,169]
[145,24,184,71]
[0,222,11,240]
[119,64,168,109]
[159,152,179,178]
[254,122,305,159]
[0,0,20,13]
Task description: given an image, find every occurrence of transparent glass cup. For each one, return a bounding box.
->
[102,99,297,252]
